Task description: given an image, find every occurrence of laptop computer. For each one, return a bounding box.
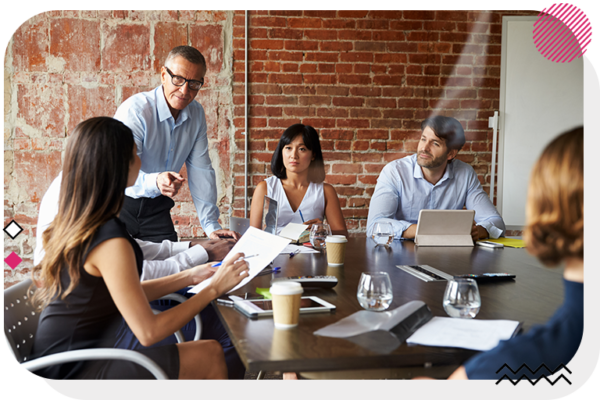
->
[414,209,475,247]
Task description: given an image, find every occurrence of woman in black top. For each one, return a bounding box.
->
[30,117,249,379]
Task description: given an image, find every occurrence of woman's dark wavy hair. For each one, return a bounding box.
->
[271,124,326,183]
[524,126,583,266]
[32,117,135,309]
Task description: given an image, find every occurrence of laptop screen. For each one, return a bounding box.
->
[262,195,278,235]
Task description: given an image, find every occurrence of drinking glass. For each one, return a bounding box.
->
[443,278,481,318]
[310,223,331,251]
[371,222,394,247]
[357,272,393,311]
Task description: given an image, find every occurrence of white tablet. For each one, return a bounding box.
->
[415,209,475,247]
[234,296,336,319]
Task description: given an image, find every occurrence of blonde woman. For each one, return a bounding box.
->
[447,127,583,380]
[30,117,249,379]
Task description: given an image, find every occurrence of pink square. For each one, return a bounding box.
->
[4,252,22,270]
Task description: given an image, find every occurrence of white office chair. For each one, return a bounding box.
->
[230,216,250,236]
[4,279,201,379]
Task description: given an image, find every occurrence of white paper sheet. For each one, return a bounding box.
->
[406,316,520,351]
[278,223,308,241]
[187,227,291,294]
[280,244,319,255]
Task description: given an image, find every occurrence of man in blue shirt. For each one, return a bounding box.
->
[366,115,505,241]
[115,45,239,242]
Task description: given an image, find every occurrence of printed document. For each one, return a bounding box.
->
[188,227,291,294]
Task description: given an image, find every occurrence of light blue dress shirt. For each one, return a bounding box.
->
[114,86,221,235]
[366,154,505,239]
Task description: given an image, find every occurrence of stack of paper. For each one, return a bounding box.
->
[406,317,520,351]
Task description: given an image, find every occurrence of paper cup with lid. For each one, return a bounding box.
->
[270,281,304,329]
[325,235,348,266]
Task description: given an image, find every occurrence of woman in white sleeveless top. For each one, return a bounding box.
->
[250,124,347,236]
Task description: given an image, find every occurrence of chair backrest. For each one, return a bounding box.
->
[230,216,250,236]
[4,278,41,363]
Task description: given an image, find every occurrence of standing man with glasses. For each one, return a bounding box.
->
[115,45,240,243]
[113,46,246,379]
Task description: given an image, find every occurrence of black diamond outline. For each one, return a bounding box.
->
[3,220,24,240]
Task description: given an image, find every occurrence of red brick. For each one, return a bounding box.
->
[357,20,389,30]
[320,41,353,51]
[352,141,369,151]
[305,30,338,41]
[49,19,100,72]
[304,11,337,18]
[302,118,336,128]
[323,19,356,29]
[350,108,381,118]
[331,97,362,107]
[338,31,373,41]
[357,130,389,140]
[268,51,304,62]
[285,41,319,51]
[373,31,405,41]
[288,18,322,28]
[336,119,370,128]
[338,10,369,18]
[102,23,151,72]
[13,18,49,72]
[436,11,469,21]
[320,130,354,140]
[335,64,353,74]
[318,64,335,73]
[373,75,403,86]
[299,96,331,106]
[371,119,403,129]
[252,39,284,50]
[153,22,188,72]
[358,175,378,185]
[340,52,373,63]
[191,25,224,73]
[406,76,439,86]
[374,54,408,64]
[403,11,436,20]
[339,74,371,85]
[268,73,302,84]
[249,16,287,27]
[13,151,62,203]
[369,11,403,19]
[326,175,357,185]
[299,64,318,73]
[365,98,396,108]
[331,163,362,174]
[283,107,314,117]
[318,108,348,118]
[282,86,316,95]
[349,87,381,97]
[387,42,419,53]
[17,84,65,136]
[269,28,303,40]
[334,141,352,151]
[270,11,303,17]
[67,85,116,132]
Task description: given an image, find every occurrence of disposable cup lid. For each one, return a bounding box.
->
[270,281,303,295]
[325,235,348,243]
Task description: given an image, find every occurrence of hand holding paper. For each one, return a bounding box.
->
[188,227,291,295]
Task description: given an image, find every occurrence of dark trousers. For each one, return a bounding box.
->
[114,293,246,379]
[119,197,245,378]
[121,195,178,243]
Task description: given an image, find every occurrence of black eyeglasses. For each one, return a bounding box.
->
[164,66,204,90]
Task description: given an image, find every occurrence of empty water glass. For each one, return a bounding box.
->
[310,223,331,251]
[357,272,393,311]
[443,278,481,318]
[372,222,394,247]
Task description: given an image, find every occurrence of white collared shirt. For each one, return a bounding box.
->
[114,86,221,235]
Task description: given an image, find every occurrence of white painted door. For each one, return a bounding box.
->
[497,16,583,229]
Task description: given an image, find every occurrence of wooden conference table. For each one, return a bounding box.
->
[213,237,564,378]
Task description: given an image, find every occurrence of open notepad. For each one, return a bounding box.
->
[406,317,521,352]
[278,222,310,244]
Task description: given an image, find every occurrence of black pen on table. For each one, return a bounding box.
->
[211,254,259,268]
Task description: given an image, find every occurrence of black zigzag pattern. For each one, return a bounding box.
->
[495,363,572,385]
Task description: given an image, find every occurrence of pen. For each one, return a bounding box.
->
[289,249,300,258]
[299,209,305,223]
[211,254,259,268]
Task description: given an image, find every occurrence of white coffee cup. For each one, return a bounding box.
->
[270,281,304,329]
[325,235,348,266]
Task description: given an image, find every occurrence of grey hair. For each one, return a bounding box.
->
[165,46,206,69]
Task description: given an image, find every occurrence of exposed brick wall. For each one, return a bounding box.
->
[4,10,534,288]
[230,10,535,236]
[4,10,235,287]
